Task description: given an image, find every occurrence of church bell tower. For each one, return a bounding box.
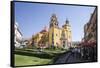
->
[49,14,59,28]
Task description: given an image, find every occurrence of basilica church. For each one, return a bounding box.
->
[30,14,72,49]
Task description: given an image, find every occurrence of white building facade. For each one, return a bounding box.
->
[14,22,23,48]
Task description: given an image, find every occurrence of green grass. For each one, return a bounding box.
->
[15,48,66,66]
[15,54,51,66]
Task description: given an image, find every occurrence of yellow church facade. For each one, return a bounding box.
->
[49,14,72,49]
[31,14,72,49]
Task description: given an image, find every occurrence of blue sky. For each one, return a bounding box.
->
[14,2,95,41]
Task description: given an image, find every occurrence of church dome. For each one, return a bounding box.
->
[40,26,48,33]
[65,19,69,24]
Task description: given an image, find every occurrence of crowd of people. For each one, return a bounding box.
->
[70,41,97,62]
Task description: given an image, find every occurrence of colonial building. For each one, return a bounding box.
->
[49,14,62,48]
[32,14,72,49]
[49,14,72,49]
[81,8,97,61]
[84,7,97,42]
[15,22,23,48]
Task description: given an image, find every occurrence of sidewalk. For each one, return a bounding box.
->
[54,51,83,64]
[55,51,72,64]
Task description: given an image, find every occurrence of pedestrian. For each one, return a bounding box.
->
[80,47,84,60]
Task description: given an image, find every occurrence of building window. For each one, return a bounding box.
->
[62,33,65,37]
[56,34,57,36]
[52,33,54,37]
[63,41,65,47]
[88,33,92,39]
[86,32,89,37]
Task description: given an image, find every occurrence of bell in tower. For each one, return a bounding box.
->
[49,14,59,28]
